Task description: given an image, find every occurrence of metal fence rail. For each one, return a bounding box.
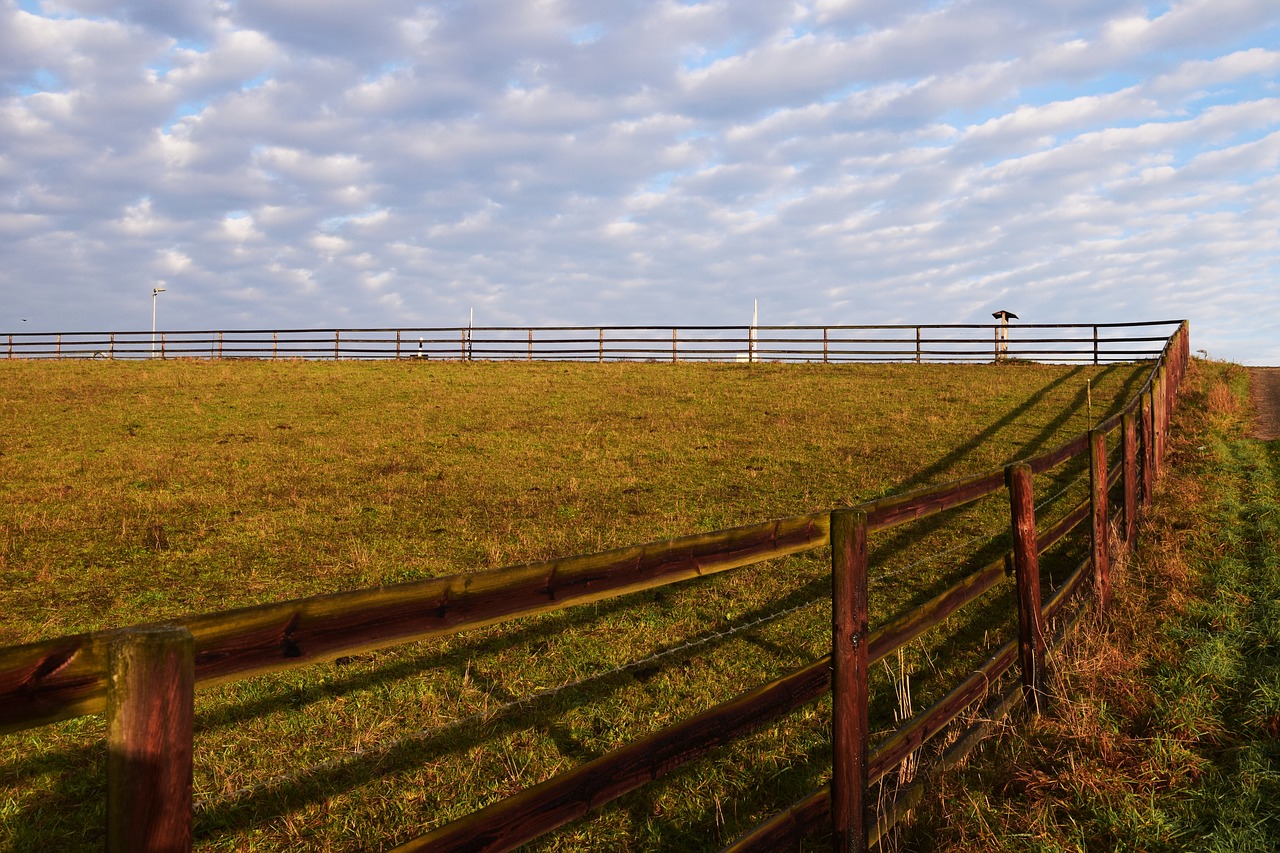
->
[1,321,1184,364]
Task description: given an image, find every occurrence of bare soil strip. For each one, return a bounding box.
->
[1249,367,1280,440]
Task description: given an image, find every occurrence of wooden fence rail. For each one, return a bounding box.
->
[0,321,1190,852]
[2,321,1183,364]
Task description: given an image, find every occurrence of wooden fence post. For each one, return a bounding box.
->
[160,333,166,360]
[395,330,402,360]
[672,328,678,363]
[107,626,195,853]
[597,328,603,363]
[831,508,869,853]
[1089,430,1111,613]
[1122,412,1138,549]
[1092,325,1099,365]
[1140,391,1154,506]
[1007,463,1046,713]
[109,333,116,360]
[1153,368,1165,479]
[915,327,922,364]
[823,327,829,364]
[334,330,340,361]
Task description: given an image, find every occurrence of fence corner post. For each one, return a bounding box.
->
[831,508,869,853]
[1089,429,1111,613]
[107,625,195,853]
[1006,463,1046,713]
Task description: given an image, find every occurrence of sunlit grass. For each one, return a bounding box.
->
[902,359,1280,852]
[0,357,1148,851]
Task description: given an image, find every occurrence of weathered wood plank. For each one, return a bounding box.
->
[390,657,834,852]
[719,788,829,851]
[863,469,1005,532]
[0,513,829,733]
[1037,500,1088,554]
[868,638,1018,784]
[866,558,1007,664]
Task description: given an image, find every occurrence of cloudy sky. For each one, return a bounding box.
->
[2,0,1278,362]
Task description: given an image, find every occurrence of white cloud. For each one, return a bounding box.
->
[0,0,1278,362]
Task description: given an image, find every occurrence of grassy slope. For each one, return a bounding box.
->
[0,358,1147,851]
[902,359,1280,852]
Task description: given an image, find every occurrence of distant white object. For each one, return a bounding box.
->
[992,309,1017,361]
[151,286,166,358]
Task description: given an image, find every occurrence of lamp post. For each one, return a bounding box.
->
[152,287,166,358]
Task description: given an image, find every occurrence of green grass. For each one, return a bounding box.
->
[0,358,1149,851]
[901,359,1280,852]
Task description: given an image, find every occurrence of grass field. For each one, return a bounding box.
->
[0,358,1151,850]
[901,358,1280,852]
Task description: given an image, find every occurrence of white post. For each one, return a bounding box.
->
[151,287,166,358]
[750,299,758,363]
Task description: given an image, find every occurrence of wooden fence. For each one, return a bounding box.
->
[2,321,1182,364]
[0,321,1190,852]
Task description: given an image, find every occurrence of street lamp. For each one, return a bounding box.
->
[152,287,166,358]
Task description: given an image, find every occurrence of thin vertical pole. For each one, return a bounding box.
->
[57,334,62,359]
[823,328,829,364]
[1123,412,1138,549]
[217,331,223,360]
[7,334,11,358]
[272,331,278,361]
[396,330,402,360]
[672,328,678,363]
[160,333,166,360]
[334,330,340,361]
[598,328,604,363]
[110,333,115,360]
[1093,325,1099,365]
[461,329,466,361]
[107,626,195,853]
[1089,430,1111,613]
[831,508,869,853]
[915,327,922,364]
[529,329,535,362]
[1007,463,1046,713]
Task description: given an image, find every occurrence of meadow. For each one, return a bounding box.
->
[0,358,1149,850]
[904,359,1280,852]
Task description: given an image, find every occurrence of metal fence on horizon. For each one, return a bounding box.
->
[2,320,1184,364]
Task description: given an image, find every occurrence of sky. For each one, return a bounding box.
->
[1,0,1278,363]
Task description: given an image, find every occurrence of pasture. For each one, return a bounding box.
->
[0,359,1149,850]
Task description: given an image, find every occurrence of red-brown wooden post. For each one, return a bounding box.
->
[1007,463,1046,713]
[831,508,869,853]
[107,626,195,853]
[1089,429,1111,613]
[1140,391,1154,506]
[1122,412,1138,549]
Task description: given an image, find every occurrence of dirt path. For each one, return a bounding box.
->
[1249,367,1280,440]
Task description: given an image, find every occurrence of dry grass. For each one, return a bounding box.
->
[899,358,1280,852]
[0,357,1151,851]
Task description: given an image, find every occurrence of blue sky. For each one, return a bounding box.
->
[1,0,1278,362]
